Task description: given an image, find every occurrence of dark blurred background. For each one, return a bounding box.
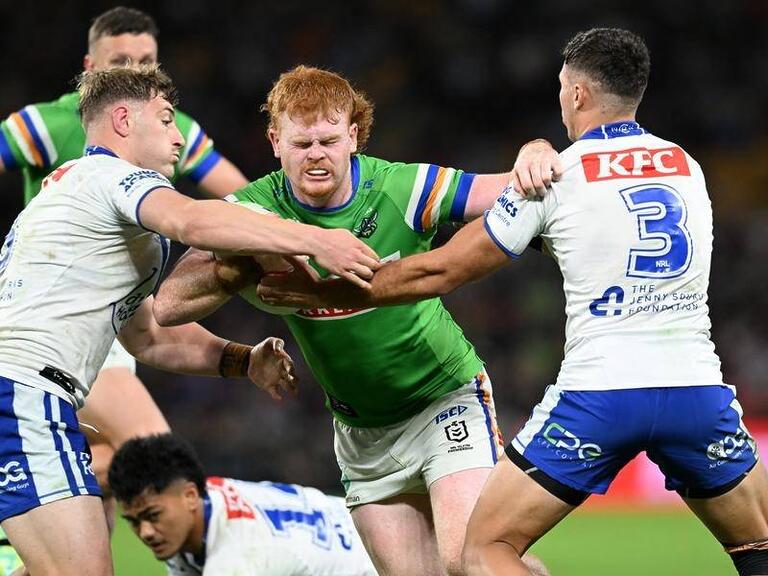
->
[1,0,766,492]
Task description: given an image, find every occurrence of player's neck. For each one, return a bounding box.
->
[293,172,354,210]
[183,501,206,556]
[576,113,637,140]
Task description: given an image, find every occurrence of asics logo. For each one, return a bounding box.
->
[0,461,27,486]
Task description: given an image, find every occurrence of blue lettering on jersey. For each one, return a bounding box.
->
[119,170,167,195]
[589,286,625,317]
[265,482,299,496]
[496,191,518,217]
[262,506,331,548]
[620,184,692,279]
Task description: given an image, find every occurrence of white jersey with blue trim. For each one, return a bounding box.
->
[0,147,171,407]
[485,122,723,391]
[166,477,377,576]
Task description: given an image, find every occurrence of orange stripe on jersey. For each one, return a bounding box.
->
[184,133,209,169]
[477,372,505,454]
[10,113,43,167]
[420,166,447,231]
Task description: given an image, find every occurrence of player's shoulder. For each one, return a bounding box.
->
[233,169,285,206]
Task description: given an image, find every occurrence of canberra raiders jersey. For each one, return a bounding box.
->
[231,154,484,427]
[0,147,170,407]
[166,477,376,576]
[0,91,221,204]
[485,122,723,391]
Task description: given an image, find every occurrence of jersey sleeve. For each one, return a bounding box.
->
[483,186,547,258]
[0,103,62,172]
[173,110,221,184]
[379,162,476,233]
[106,164,174,228]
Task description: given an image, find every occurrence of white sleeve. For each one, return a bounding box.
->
[483,186,547,258]
[106,165,174,227]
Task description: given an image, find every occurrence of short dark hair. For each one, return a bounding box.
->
[109,434,206,504]
[562,28,650,103]
[77,65,179,126]
[88,6,159,48]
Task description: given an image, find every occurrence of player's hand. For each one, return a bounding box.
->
[258,258,327,309]
[214,253,262,294]
[311,229,380,289]
[510,138,563,198]
[247,337,297,401]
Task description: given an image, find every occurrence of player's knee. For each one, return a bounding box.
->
[726,541,768,575]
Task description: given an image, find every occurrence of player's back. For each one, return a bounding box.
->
[188,477,376,575]
[488,122,722,391]
[0,149,170,407]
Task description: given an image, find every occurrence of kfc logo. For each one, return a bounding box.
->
[581,146,690,182]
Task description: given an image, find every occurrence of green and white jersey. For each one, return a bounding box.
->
[231,154,484,427]
[0,92,221,204]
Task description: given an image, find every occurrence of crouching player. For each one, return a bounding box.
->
[109,433,378,575]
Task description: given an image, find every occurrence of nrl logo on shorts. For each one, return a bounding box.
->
[353,209,378,239]
[444,420,469,443]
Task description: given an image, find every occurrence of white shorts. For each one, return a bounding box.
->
[0,375,101,521]
[100,339,136,372]
[335,370,503,507]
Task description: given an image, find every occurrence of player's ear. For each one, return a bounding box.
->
[268,128,281,158]
[181,481,200,511]
[349,122,358,154]
[111,105,132,137]
[83,53,95,71]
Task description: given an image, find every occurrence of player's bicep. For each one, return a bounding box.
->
[461,173,509,221]
[135,187,194,237]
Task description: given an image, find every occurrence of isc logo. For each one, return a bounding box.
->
[581,146,690,182]
[434,405,467,425]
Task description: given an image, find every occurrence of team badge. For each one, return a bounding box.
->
[444,420,469,443]
[353,209,379,239]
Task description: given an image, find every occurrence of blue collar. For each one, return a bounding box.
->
[579,121,647,140]
[84,145,118,158]
[285,155,361,213]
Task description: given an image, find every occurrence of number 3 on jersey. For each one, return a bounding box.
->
[620,183,692,279]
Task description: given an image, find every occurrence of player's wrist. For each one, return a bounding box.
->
[218,341,254,377]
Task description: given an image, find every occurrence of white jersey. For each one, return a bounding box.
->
[0,147,171,407]
[166,477,377,576]
[485,122,723,391]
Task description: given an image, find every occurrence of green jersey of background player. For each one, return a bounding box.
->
[0,8,246,202]
[153,65,554,576]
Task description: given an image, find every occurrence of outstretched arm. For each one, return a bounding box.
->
[462,139,562,220]
[259,218,510,309]
[153,248,260,326]
[121,297,296,400]
[139,188,379,288]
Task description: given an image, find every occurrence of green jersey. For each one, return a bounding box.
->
[0,92,221,204]
[233,154,484,427]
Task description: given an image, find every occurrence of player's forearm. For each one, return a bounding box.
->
[173,200,323,258]
[153,249,238,326]
[128,323,229,376]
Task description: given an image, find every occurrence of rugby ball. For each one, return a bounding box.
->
[238,284,299,316]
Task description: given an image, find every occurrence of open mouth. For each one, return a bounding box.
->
[305,168,330,178]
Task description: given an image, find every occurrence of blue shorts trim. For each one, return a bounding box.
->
[0,376,101,522]
[510,386,757,498]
